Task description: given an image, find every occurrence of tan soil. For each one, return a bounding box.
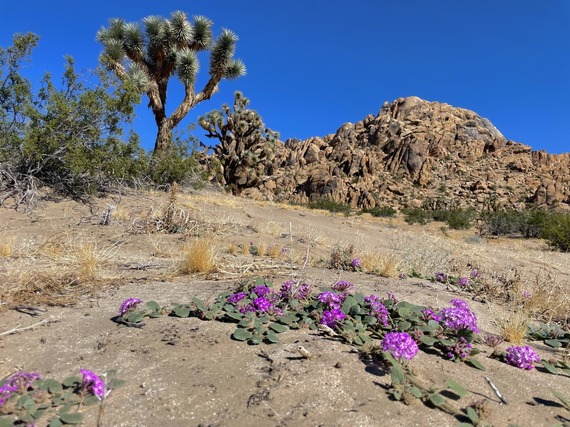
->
[1,189,569,427]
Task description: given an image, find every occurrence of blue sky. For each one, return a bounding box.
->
[2,1,569,154]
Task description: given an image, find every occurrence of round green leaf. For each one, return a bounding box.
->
[390,366,405,385]
[420,335,438,346]
[269,323,288,333]
[172,307,191,318]
[232,328,253,341]
[59,412,84,424]
[446,379,468,397]
[429,393,446,407]
[265,331,280,343]
[545,339,562,348]
[48,418,63,427]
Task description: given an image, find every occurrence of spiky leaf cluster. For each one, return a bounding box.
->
[199,91,280,191]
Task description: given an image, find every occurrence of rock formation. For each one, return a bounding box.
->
[229,96,570,211]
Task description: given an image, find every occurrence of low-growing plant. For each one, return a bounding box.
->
[361,206,397,218]
[0,369,124,426]
[542,212,570,252]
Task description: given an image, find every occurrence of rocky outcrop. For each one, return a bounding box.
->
[226,96,570,211]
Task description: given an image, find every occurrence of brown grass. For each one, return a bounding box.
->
[360,252,401,277]
[496,308,529,345]
[178,237,218,274]
[0,238,14,257]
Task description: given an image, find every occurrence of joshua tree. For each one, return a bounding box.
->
[96,11,245,154]
[199,91,279,193]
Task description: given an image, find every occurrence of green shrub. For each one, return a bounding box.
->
[542,212,570,252]
[402,208,432,225]
[443,209,475,230]
[361,206,397,218]
[307,197,351,215]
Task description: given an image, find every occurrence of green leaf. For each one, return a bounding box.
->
[551,389,570,409]
[248,333,263,345]
[362,315,377,325]
[45,378,63,393]
[59,412,84,424]
[420,335,438,346]
[107,378,126,389]
[265,330,280,343]
[390,366,405,385]
[466,406,480,423]
[127,311,145,323]
[226,312,243,321]
[48,418,63,427]
[0,418,16,427]
[411,386,423,398]
[83,394,101,406]
[466,358,486,371]
[429,393,446,407]
[172,307,191,318]
[146,301,160,311]
[232,328,253,341]
[398,321,412,331]
[446,379,468,397]
[541,360,559,375]
[192,298,207,312]
[427,320,440,332]
[269,323,288,333]
[545,339,562,348]
[62,376,81,387]
[349,304,362,315]
[17,394,36,410]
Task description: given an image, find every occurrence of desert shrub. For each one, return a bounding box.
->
[542,212,570,252]
[402,208,432,225]
[443,209,476,230]
[480,209,528,236]
[361,206,397,218]
[307,197,351,215]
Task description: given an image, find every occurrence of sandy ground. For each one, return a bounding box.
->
[1,189,569,426]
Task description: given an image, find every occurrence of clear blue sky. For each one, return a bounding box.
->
[2,1,569,154]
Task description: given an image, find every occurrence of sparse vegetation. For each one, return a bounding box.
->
[307,197,351,215]
[178,237,218,274]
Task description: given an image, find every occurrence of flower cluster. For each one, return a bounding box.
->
[386,292,399,304]
[227,292,247,304]
[80,369,105,397]
[332,280,354,294]
[445,336,472,360]
[0,371,41,408]
[351,258,362,269]
[522,290,532,300]
[318,291,345,310]
[318,290,347,328]
[277,280,312,301]
[321,309,346,328]
[421,308,441,323]
[227,286,284,316]
[119,298,142,316]
[382,332,419,361]
[505,346,541,370]
[434,272,448,283]
[457,277,470,288]
[364,295,390,327]
[470,270,480,279]
[439,299,479,333]
[251,285,271,297]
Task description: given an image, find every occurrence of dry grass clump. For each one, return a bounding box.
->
[0,237,15,257]
[496,309,529,345]
[178,237,218,274]
[360,252,401,277]
[112,205,131,222]
[266,244,284,259]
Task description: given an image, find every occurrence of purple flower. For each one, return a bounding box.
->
[318,291,345,310]
[365,295,390,327]
[252,297,272,313]
[505,346,541,370]
[457,277,470,288]
[434,272,448,283]
[80,369,105,397]
[351,258,362,269]
[252,286,271,297]
[386,292,399,304]
[439,299,479,333]
[332,280,354,293]
[0,371,41,408]
[278,280,312,301]
[470,270,480,279]
[320,308,346,328]
[445,337,472,360]
[522,290,532,300]
[119,298,142,316]
[398,273,408,280]
[421,308,441,323]
[227,292,247,304]
[382,332,419,361]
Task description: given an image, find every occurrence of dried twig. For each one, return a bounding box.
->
[13,305,47,317]
[485,376,508,405]
[0,318,51,336]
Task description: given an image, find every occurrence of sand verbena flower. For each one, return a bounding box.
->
[119,298,142,316]
[382,332,419,361]
[505,345,540,370]
[80,369,105,397]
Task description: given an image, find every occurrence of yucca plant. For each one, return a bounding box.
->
[97,11,246,154]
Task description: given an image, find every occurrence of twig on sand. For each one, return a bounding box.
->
[13,305,47,317]
[485,376,508,405]
[0,318,51,336]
